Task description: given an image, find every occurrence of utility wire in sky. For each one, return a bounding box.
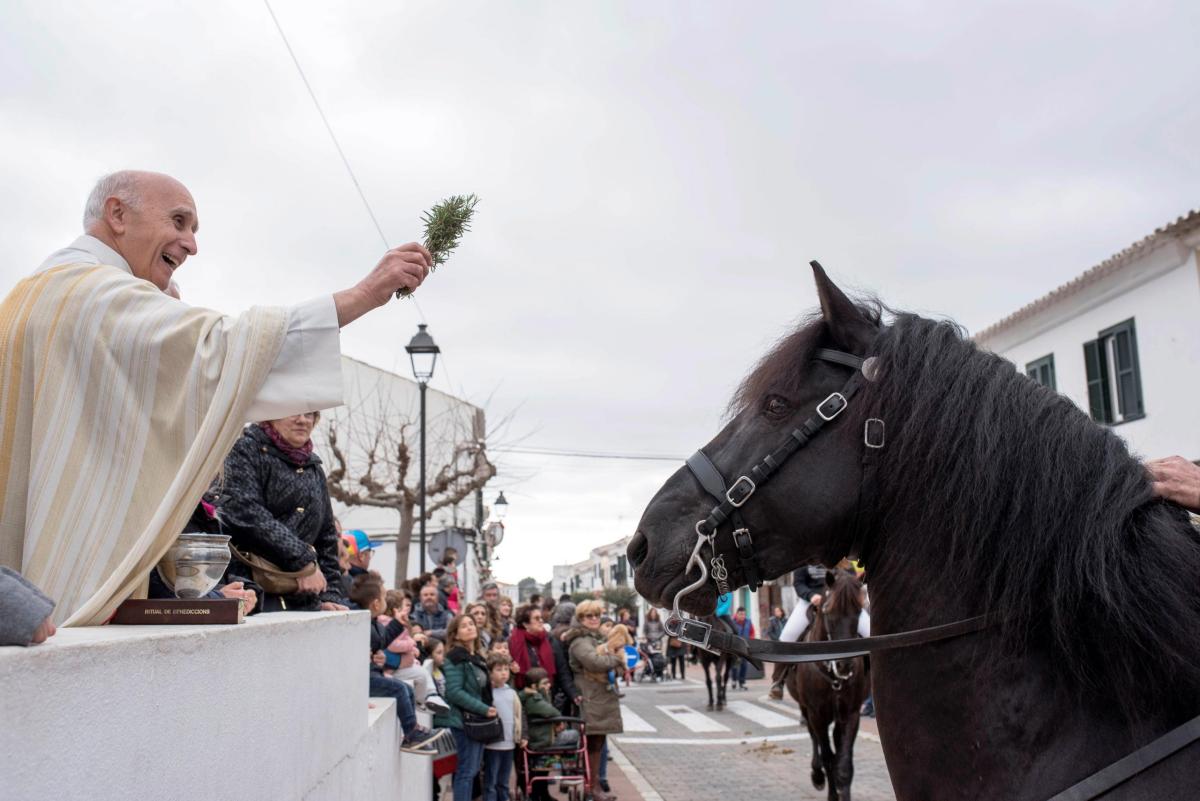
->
[261,0,432,326]
[491,446,684,463]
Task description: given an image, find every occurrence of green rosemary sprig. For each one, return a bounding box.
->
[397,194,480,298]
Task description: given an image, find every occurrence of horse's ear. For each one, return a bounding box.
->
[811,261,873,352]
[824,570,838,589]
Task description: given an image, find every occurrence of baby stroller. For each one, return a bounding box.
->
[637,639,667,682]
[516,717,589,801]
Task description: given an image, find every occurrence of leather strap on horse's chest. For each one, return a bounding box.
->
[1045,712,1200,801]
[696,613,994,665]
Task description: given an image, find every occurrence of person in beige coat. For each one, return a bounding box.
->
[564,599,624,801]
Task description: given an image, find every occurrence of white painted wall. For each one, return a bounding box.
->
[979,245,1200,461]
[0,611,430,801]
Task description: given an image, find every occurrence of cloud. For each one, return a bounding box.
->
[3,0,1198,583]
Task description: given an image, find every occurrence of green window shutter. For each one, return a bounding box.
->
[1025,355,1056,391]
[1109,323,1144,418]
[1083,339,1111,423]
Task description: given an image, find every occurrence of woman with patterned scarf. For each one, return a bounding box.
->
[213,411,349,612]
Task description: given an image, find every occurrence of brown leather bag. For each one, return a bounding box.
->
[229,544,318,595]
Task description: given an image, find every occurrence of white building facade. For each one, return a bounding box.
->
[975,211,1200,462]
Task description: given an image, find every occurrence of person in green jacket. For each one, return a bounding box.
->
[521,667,562,750]
[520,666,563,801]
[438,613,496,801]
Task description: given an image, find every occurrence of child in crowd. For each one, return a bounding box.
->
[520,667,578,801]
[489,640,518,686]
[596,619,633,695]
[410,622,428,661]
[423,635,447,699]
[349,574,442,752]
[482,653,526,801]
[381,592,448,713]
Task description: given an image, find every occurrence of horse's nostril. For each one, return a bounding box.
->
[628,530,649,569]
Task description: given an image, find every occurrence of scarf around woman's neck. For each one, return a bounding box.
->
[510,626,556,687]
[258,421,313,465]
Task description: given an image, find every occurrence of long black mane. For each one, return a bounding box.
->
[740,308,1200,720]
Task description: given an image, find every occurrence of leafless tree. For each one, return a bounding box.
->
[321,380,497,588]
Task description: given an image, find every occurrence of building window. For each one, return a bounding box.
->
[1025,354,1056,390]
[1083,319,1144,424]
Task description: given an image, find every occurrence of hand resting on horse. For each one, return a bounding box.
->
[1146,455,1200,512]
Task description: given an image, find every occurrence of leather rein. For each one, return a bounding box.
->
[661,340,1200,800]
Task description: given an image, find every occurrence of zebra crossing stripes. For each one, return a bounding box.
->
[723,700,796,729]
[655,704,731,733]
[619,704,657,733]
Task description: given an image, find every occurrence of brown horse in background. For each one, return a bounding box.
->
[785,570,869,801]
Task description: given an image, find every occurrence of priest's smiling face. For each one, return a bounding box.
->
[107,172,199,292]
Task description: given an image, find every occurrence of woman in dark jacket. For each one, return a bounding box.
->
[435,613,496,801]
[213,412,347,612]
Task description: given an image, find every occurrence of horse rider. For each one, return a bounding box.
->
[768,560,870,700]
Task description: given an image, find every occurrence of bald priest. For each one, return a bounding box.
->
[0,170,431,628]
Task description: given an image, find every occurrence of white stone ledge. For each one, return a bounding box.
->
[0,610,428,801]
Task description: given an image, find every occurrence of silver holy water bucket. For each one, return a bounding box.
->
[159,533,232,599]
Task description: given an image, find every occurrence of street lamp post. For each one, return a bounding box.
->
[405,324,440,575]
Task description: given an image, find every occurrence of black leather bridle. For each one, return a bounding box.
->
[661,323,1200,800]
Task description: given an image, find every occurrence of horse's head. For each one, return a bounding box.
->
[811,569,866,681]
[629,265,882,614]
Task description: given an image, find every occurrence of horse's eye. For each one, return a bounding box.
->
[763,395,790,418]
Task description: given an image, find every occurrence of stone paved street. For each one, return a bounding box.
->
[608,673,895,801]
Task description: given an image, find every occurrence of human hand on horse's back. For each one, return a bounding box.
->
[1146,456,1200,512]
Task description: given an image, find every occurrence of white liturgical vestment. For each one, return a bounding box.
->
[38,235,343,420]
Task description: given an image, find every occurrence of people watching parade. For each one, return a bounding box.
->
[565,600,625,801]
[731,607,756,690]
[439,613,497,801]
[413,582,452,635]
[482,652,526,801]
[214,412,348,613]
[350,573,443,753]
[344,529,380,579]
[381,592,449,714]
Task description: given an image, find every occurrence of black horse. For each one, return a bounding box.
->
[630,264,1200,799]
[784,570,869,801]
[695,614,736,710]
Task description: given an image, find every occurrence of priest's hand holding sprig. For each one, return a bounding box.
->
[332,194,477,327]
[334,243,433,327]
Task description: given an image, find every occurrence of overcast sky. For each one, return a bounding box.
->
[3,1,1198,585]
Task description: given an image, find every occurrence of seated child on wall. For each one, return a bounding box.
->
[350,574,443,752]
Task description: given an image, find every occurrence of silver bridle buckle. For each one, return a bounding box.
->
[817,392,848,421]
[725,475,756,507]
[864,418,885,448]
[675,617,714,650]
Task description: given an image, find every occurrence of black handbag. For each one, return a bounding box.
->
[461,711,503,744]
